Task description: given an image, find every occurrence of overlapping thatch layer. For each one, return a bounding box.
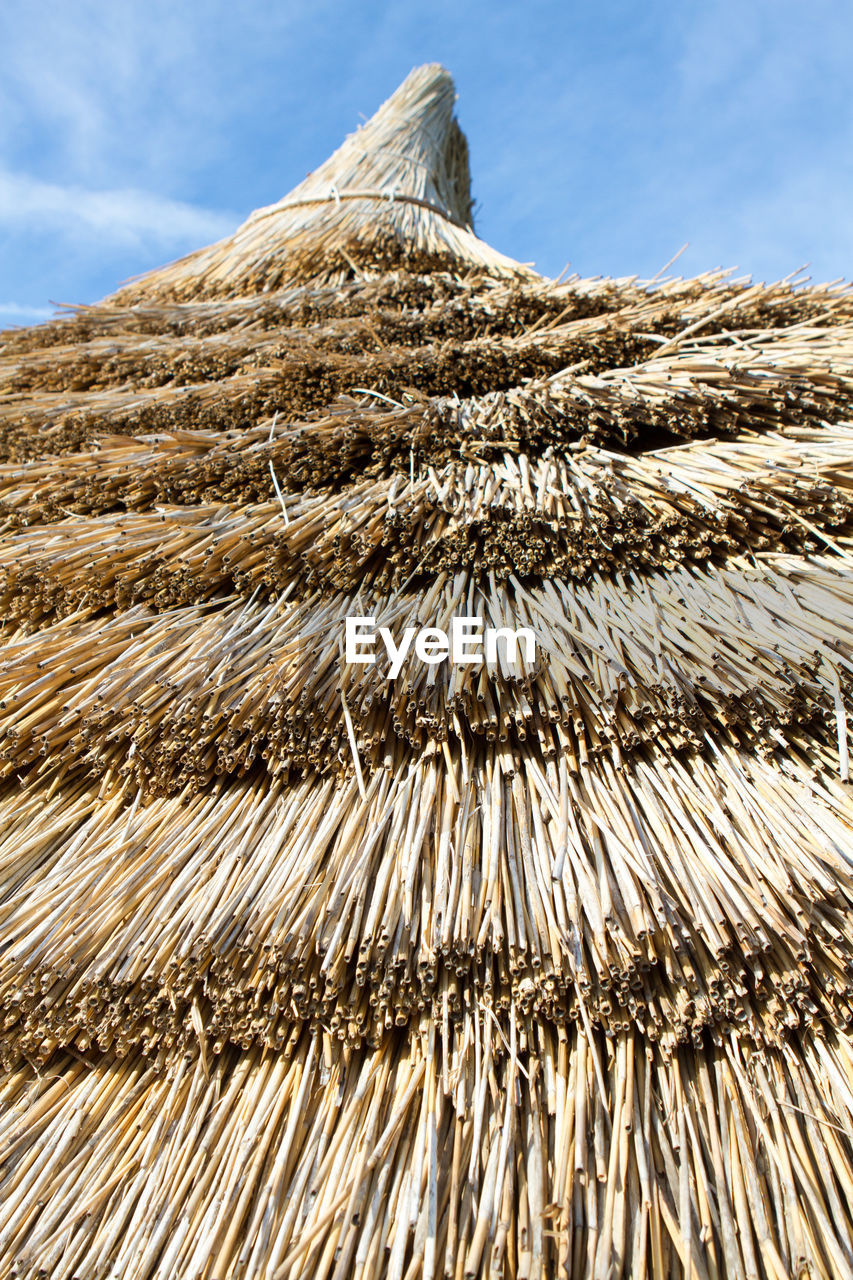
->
[2,62,853,1278]
[4,1025,853,1280]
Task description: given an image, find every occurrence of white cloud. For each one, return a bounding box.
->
[0,168,237,250]
[0,303,55,318]
[0,303,57,333]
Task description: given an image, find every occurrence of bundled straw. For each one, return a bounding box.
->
[1,62,853,1278]
[5,1024,853,1280]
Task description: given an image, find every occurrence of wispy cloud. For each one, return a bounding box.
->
[0,303,55,318]
[1,1,851,303]
[0,302,57,333]
[0,168,237,249]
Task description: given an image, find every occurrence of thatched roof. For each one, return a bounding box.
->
[112,63,520,298]
[1,62,853,1279]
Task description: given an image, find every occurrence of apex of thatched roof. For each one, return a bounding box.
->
[112,64,529,302]
[276,63,474,231]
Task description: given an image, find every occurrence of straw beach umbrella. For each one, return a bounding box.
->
[2,61,853,1277]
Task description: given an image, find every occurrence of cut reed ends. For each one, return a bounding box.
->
[0,723,851,1069]
[3,1020,853,1280]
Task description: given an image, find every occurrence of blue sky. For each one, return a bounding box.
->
[1,1,851,330]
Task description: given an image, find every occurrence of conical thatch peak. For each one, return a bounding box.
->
[115,63,525,302]
[282,63,474,229]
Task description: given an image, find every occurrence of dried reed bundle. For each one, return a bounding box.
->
[2,423,853,614]
[107,64,520,298]
[1,61,853,1279]
[0,726,851,1069]
[0,553,850,794]
[4,1019,853,1280]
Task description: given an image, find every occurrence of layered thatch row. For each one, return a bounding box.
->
[3,314,853,470]
[0,555,850,792]
[3,421,853,577]
[0,725,851,1068]
[2,62,853,1278]
[4,282,851,409]
[4,1023,853,1280]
